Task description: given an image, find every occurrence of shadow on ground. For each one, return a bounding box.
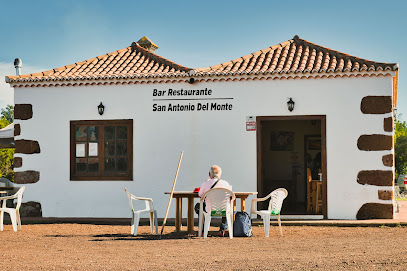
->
[89,231,224,241]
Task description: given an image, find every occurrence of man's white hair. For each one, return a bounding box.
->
[210,165,222,178]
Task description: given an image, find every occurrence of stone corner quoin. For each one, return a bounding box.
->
[360,96,392,114]
[357,170,393,186]
[357,134,392,151]
[14,104,33,120]
[356,203,393,219]
[14,171,40,184]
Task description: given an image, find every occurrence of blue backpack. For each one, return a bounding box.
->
[233,211,253,237]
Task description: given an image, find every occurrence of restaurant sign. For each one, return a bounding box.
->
[152,88,233,112]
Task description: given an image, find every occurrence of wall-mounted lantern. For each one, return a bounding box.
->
[98,102,105,115]
[287,98,295,112]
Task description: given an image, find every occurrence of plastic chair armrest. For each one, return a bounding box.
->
[251,193,272,203]
[250,194,272,215]
[131,196,153,202]
[0,195,15,201]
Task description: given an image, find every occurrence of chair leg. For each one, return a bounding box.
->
[9,211,17,232]
[0,210,3,231]
[226,213,233,239]
[130,213,135,235]
[149,211,154,233]
[198,211,203,237]
[277,214,283,236]
[263,214,271,237]
[203,215,211,238]
[133,213,140,236]
[16,210,22,230]
[154,210,158,235]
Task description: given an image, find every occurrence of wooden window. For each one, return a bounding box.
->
[70,120,133,180]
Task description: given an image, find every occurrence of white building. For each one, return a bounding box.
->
[6,36,398,220]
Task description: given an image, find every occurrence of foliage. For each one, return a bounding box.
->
[1,105,14,123]
[0,148,14,181]
[0,105,14,182]
[395,115,407,178]
[0,118,9,129]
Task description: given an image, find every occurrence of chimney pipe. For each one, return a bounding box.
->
[14,58,22,76]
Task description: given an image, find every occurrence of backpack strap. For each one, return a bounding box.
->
[210,178,220,189]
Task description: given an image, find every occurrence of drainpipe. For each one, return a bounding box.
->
[14,58,22,76]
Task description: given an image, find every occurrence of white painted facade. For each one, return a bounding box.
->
[13,73,395,219]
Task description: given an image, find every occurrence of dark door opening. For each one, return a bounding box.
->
[257,116,327,217]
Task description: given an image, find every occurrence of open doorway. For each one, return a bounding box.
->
[256,116,327,217]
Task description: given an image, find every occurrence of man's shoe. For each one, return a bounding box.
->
[218,230,225,237]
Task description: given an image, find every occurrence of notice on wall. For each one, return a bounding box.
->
[152,88,234,112]
[76,143,85,157]
[88,143,98,156]
[246,116,256,131]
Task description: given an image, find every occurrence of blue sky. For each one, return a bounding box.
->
[0,0,406,117]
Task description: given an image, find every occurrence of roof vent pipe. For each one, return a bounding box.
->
[14,58,22,76]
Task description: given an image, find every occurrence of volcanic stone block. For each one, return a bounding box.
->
[14,124,21,136]
[378,190,393,200]
[14,104,33,120]
[357,170,393,186]
[382,154,393,167]
[384,117,393,132]
[13,157,22,168]
[14,171,40,184]
[15,140,40,154]
[361,96,392,114]
[20,201,42,217]
[356,203,393,219]
[357,135,392,151]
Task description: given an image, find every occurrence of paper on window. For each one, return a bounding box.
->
[89,143,98,156]
[76,143,85,157]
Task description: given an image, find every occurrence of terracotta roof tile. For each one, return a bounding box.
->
[193,35,398,76]
[6,36,398,84]
[6,42,191,82]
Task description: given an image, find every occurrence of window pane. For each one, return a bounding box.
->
[76,126,87,141]
[88,126,99,141]
[104,141,115,156]
[117,141,127,156]
[117,158,128,172]
[105,126,115,140]
[117,126,128,140]
[76,158,87,172]
[88,158,99,172]
[105,158,115,172]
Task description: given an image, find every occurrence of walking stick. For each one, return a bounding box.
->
[160,151,184,239]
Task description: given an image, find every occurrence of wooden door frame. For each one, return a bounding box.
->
[256,115,327,218]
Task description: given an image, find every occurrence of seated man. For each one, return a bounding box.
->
[198,165,232,237]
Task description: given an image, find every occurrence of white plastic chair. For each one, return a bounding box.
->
[198,188,235,239]
[124,188,158,236]
[0,186,26,232]
[250,188,288,237]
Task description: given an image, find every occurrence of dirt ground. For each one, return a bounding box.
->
[1,223,407,270]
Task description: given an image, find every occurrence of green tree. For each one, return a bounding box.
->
[0,149,14,181]
[1,105,14,123]
[395,115,407,178]
[0,105,14,182]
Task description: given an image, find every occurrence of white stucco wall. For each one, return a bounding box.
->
[13,74,394,219]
